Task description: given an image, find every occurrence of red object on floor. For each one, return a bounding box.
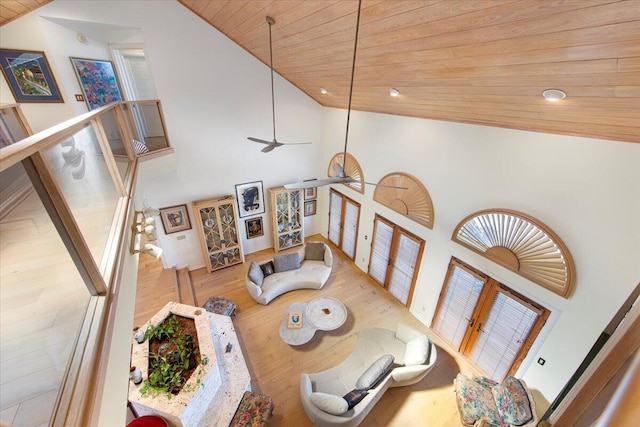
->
[126,415,169,427]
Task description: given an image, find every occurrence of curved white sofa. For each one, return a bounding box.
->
[246,242,333,305]
[300,322,437,427]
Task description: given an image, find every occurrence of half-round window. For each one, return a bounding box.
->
[452,209,575,298]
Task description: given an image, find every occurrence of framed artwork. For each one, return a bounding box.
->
[304,200,317,217]
[245,217,264,239]
[304,179,317,200]
[235,180,265,218]
[70,57,122,110]
[159,204,192,234]
[0,49,63,103]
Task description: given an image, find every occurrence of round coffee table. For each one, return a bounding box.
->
[279,297,347,345]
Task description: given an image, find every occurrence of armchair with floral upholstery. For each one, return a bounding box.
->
[454,373,538,427]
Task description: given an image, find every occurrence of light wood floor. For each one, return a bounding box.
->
[134,236,482,426]
[0,192,89,427]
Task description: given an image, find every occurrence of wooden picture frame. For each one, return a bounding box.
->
[235,180,265,218]
[0,49,63,103]
[159,204,191,234]
[304,200,317,217]
[304,179,317,200]
[70,57,122,110]
[245,217,264,239]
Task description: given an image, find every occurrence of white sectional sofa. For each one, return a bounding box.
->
[245,242,333,305]
[300,322,437,427]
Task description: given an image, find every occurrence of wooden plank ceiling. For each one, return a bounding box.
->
[0,0,50,26]
[179,0,640,143]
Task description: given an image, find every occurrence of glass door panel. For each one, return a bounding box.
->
[432,263,486,350]
[387,232,421,305]
[342,200,359,259]
[369,218,393,285]
[469,289,540,379]
[328,191,342,246]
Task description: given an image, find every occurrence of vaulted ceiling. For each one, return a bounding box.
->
[178,0,639,143]
[2,1,638,143]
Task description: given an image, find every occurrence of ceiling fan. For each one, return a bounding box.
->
[285,0,406,190]
[247,16,312,153]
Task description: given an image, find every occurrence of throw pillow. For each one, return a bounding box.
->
[309,392,348,416]
[273,252,301,273]
[248,262,264,287]
[260,261,275,277]
[304,242,325,261]
[455,373,502,426]
[132,139,149,155]
[474,376,498,389]
[491,377,532,425]
[403,335,431,366]
[355,354,395,390]
[342,389,368,410]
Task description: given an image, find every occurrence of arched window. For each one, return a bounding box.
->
[452,209,575,298]
[373,172,434,229]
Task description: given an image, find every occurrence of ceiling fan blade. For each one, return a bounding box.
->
[363,181,408,189]
[278,141,312,146]
[331,162,345,177]
[261,144,277,153]
[284,177,347,189]
[247,137,272,145]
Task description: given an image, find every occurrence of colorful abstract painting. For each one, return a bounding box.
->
[70,58,122,110]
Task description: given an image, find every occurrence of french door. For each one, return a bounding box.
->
[328,189,360,260]
[432,258,549,380]
[368,215,425,307]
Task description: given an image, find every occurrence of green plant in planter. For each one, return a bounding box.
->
[140,313,205,398]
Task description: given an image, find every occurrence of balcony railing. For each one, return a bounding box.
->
[0,100,170,426]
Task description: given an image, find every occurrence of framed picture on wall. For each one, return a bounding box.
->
[159,204,192,234]
[304,200,317,217]
[235,180,265,218]
[0,49,64,103]
[304,179,317,200]
[70,57,122,110]
[245,217,264,239]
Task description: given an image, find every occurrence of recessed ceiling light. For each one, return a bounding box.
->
[320,87,328,94]
[389,88,400,97]
[542,89,566,101]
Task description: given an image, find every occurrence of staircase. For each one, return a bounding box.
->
[175,267,197,306]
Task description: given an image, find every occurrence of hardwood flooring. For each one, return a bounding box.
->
[135,236,481,426]
[0,192,89,427]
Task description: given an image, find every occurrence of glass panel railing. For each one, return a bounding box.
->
[0,105,31,148]
[41,124,121,271]
[96,107,130,181]
[122,100,170,153]
[0,185,91,426]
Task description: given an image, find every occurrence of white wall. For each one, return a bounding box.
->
[318,107,640,404]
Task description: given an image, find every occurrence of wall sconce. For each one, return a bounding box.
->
[129,209,162,256]
[134,243,163,259]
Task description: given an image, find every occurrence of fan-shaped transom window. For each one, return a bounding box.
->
[452,209,575,298]
[328,152,364,194]
[373,172,434,229]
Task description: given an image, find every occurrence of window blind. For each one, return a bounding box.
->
[387,233,420,305]
[369,219,393,285]
[432,265,485,350]
[328,191,342,246]
[342,200,359,259]
[469,290,539,380]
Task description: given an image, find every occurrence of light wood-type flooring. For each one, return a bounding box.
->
[134,236,483,426]
[0,192,89,427]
